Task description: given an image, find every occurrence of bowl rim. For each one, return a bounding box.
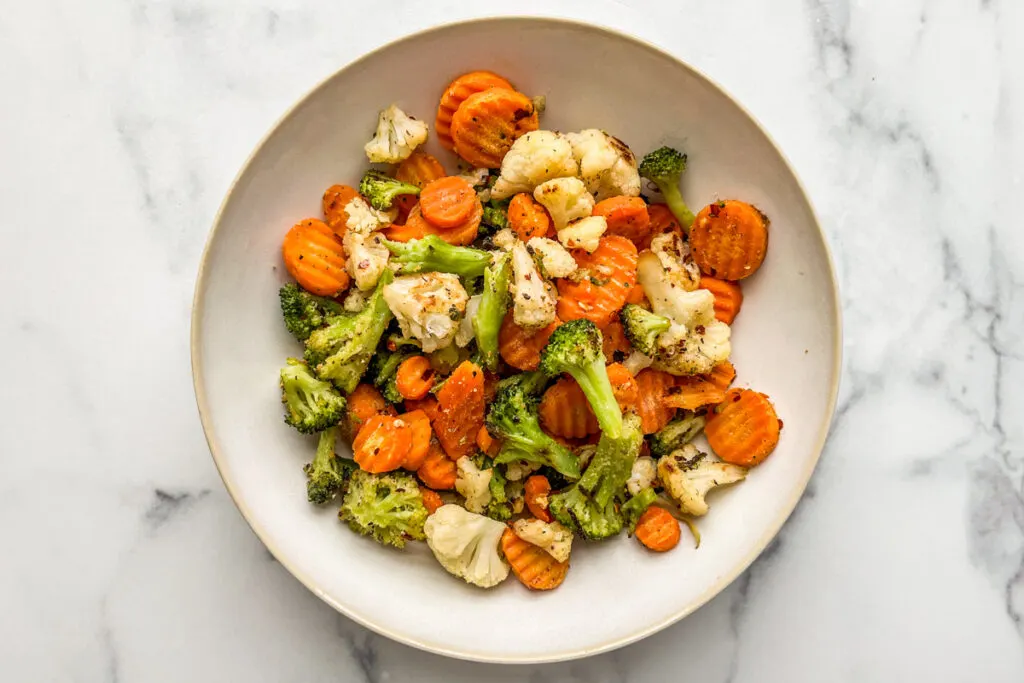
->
[190,14,843,664]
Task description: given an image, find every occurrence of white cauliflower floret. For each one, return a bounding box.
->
[382,273,469,352]
[526,237,578,278]
[343,230,391,291]
[490,131,578,200]
[622,350,654,376]
[657,444,746,516]
[512,519,573,563]
[507,480,525,514]
[342,287,369,313]
[504,460,540,482]
[456,167,490,188]
[533,177,594,232]
[566,129,641,201]
[626,455,657,496]
[491,228,518,251]
[455,294,482,347]
[649,232,701,293]
[556,215,606,253]
[424,504,509,588]
[509,241,557,329]
[455,457,493,514]
[344,196,395,236]
[364,104,429,164]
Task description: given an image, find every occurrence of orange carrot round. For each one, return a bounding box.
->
[706,361,736,391]
[498,314,561,371]
[524,475,553,522]
[401,409,433,471]
[556,236,638,328]
[394,151,446,222]
[640,203,683,250]
[436,71,513,151]
[500,528,568,590]
[705,388,781,467]
[346,384,396,436]
[606,363,639,412]
[281,218,351,296]
[416,442,457,490]
[624,282,646,305]
[601,319,633,362]
[700,276,744,325]
[433,361,486,461]
[322,184,360,236]
[353,414,413,473]
[404,395,439,423]
[395,356,435,401]
[421,196,482,246]
[508,193,552,241]
[539,377,599,439]
[635,506,681,552]
[634,369,677,434]
[420,487,445,514]
[450,88,539,168]
[664,376,726,411]
[476,425,500,457]
[384,219,426,243]
[419,176,476,228]
[690,200,769,280]
[593,196,651,244]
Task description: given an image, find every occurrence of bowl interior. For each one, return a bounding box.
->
[193,17,840,663]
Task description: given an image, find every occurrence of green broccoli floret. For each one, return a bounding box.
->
[539,319,623,439]
[382,235,492,278]
[486,373,581,479]
[638,146,695,228]
[619,304,671,356]
[479,197,510,237]
[620,487,659,534]
[473,251,511,371]
[648,412,706,458]
[279,283,345,341]
[303,427,357,504]
[358,169,420,210]
[367,348,416,404]
[338,470,428,548]
[279,358,346,434]
[304,271,394,392]
[548,414,644,540]
[486,465,513,521]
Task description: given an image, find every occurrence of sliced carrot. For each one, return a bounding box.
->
[433,361,486,461]
[421,487,445,514]
[524,475,553,523]
[641,203,683,249]
[404,396,439,423]
[601,318,633,362]
[419,176,476,228]
[500,528,568,591]
[421,195,482,246]
[607,363,639,412]
[395,356,435,401]
[690,200,769,280]
[384,218,426,243]
[556,236,638,328]
[322,185,360,236]
[394,151,446,222]
[705,388,781,467]
[635,506,681,552]
[664,376,726,411]
[476,425,500,457]
[436,71,513,151]
[401,410,433,471]
[281,218,351,296]
[634,369,677,434]
[498,314,561,371]
[508,193,552,241]
[416,441,457,490]
[539,377,599,439]
[706,361,736,392]
[593,196,651,244]
[352,414,413,473]
[700,276,744,325]
[450,88,539,168]
[346,384,396,436]
[624,282,646,305]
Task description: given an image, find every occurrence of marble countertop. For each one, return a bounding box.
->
[2,0,1022,680]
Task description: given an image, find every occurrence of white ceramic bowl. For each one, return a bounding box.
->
[192,17,841,663]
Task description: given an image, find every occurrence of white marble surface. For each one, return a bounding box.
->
[1,0,1022,680]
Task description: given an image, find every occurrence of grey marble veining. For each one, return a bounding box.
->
[1,0,1022,680]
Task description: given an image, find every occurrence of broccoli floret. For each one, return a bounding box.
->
[304,271,394,392]
[539,319,623,439]
[479,197,510,237]
[279,358,346,434]
[367,348,416,404]
[473,251,512,371]
[620,486,658,534]
[484,463,513,521]
[303,427,357,504]
[648,412,706,458]
[548,414,644,540]
[338,470,428,548]
[358,169,420,210]
[638,146,695,228]
[486,373,581,479]
[381,235,492,278]
[279,283,345,341]
[619,304,671,357]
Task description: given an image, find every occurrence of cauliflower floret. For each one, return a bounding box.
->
[490,131,578,200]
[364,104,429,164]
[526,237,578,278]
[566,129,641,201]
[652,319,731,375]
[455,294,482,347]
[455,457,493,513]
[657,444,746,516]
[343,230,391,292]
[424,504,510,588]
[649,232,700,292]
[457,167,491,188]
[556,215,606,253]
[507,479,525,514]
[382,273,469,352]
[342,287,369,313]
[509,242,557,329]
[533,177,595,232]
[503,460,541,482]
[344,196,396,236]
[512,519,573,563]
[622,349,654,376]
[626,455,657,496]
[491,228,518,251]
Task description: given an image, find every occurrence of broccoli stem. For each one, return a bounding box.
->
[382,235,491,278]
[473,252,511,371]
[658,182,695,229]
[572,357,624,440]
